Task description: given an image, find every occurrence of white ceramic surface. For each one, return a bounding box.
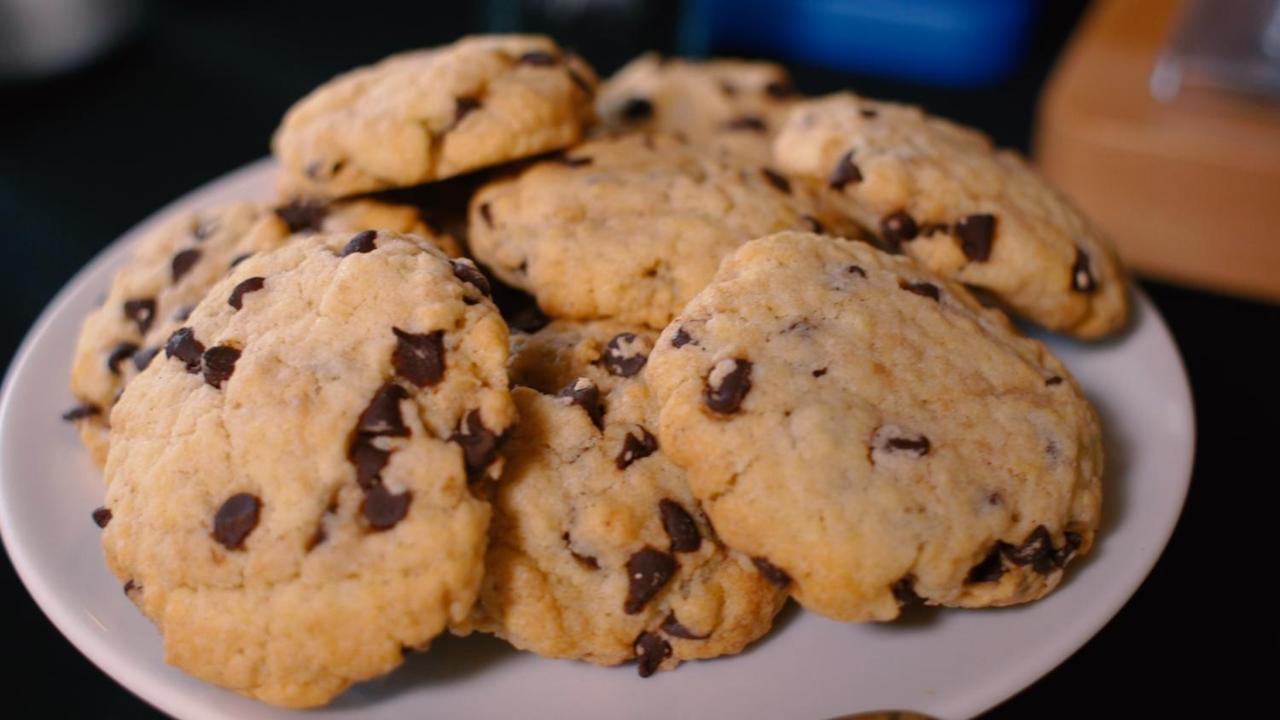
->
[0,159,1195,720]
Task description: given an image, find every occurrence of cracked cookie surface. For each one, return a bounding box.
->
[99,231,514,707]
[462,321,786,674]
[273,34,598,198]
[773,93,1128,338]
[644,232,1103,622]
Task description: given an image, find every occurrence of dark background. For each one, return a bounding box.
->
[1,1,1275,717]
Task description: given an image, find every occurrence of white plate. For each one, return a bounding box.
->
[0,159,1195,720]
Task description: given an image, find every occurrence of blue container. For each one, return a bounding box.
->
[695,0,1042,87]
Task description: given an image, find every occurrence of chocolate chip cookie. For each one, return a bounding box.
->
[773,93,1129,338]
[273,35,598,199]
[99,231,515,707]
[468,131,862,329]
[462,321,786,675]
[644,231,1103,622]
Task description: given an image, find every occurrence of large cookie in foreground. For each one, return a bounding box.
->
[773,93,1129,338]
[462,321,787,675]
[468,132,864,329]
[645,232,1103,622]
[98,231,514,707]
[273,35,598,199]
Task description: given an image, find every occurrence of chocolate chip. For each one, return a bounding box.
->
[164,327,205,373]
[122,298,156,335]
[621,97,653,121]
[1046,376,1064,386]
[560,531,601,570]
[1055,531,1083,567]
[1003,525,1056,574]
[357,383,410,437]
[451,409,500,477]
[452,97,481,129]
[201,345,240,389]
[274,200,328,233]
[761,168,791,194]
[106,342,138,375]
[341,230,377,256]
[634,631,672,678]
[518,50,558,66]
[61,404,100,422]
[362,484,412,531]
[625,547,676,614]
[506,303,550,333]
[478,202,494,228]
[829,150,862,189]
[228,253,252,270]
[658,499,700,553]
[616,427,659,470]
[704,359,751,414]
[881,211,919,247]
[900,280,940,302]
[724,115,767,132]
[602,332,649,377]
[558,377,603,430]
[1071,247,1097,292]
[956,214,996,262]
[891,575,921,606]
[132,346,159,372]
[965,546,1005,583]
[660,612,708,640]
[764,79,794,98]
[171,249,201,283]
[752,557,791,588]
[566,65,594,96]
[671,327,695,348]
[391,328,445,387]
[812,367,828,377]
[349,438,391,491]
[847,265,866,277]
[228,277,265,310]
[556,154,593,167]
[451,260,492,297]
[802,215,826,234]
[872,426,931,458]
[212,493,261,550]
[92,507,112,528]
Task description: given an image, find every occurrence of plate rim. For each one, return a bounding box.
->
[0,158,1196,720]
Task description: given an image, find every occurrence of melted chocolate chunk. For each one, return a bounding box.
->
[123,298,156,334]
[900,280,941,302]
[342,230,377,256]
[392,328,445,387]
[362,484,412,531]
[61,404,100,422]
[1003,525,1056,574]
[164,327,205,373]
[201,345,241,389]
[171,249,202,283]
[956,214,995,261]
[829,150,862,189]
[634,631,672,678]
[1055,531,1083,567]
[123,579,139,596]
[92,507,112,528]
[212,493,261,550]
[562,531,600,570]
[451,260,492,296]
[812,367,828,378]
[274,200,328,233]
[724,115,767,132]
[891,576,921,606]
[752,556,792,588]
[704,359,752,414]
[132,346,159,372]
[658,499,701,553]
[1046,376,1064,386]
[965,546,1006,583]
[616,427,659,470]
[670,327,695,348]
[349,438,391,491]
[660,612,709,640]
[602,332,649,377]
[621,97,654,121]
[228,276,265,310]
[451,409,500,477]
[106,342,138,375]
[1071,247,1097,292]
[881,211,919,248]
[518,50,558,66]
[357,383,410,437]
[452,97,481,129]
[760,168,791,194]
[557,378,603,430]
[625,547,677,614]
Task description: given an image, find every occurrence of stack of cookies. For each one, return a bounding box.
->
[64,35,1125,708]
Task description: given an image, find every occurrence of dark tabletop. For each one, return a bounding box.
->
[1,1,1275,717]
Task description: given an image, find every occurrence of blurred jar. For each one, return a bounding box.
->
[0,0,142,82]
